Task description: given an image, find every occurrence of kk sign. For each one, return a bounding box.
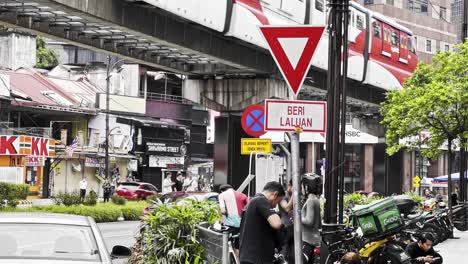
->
[241,138,272,155]
[25,156,45,167]
[265,99,326,132]
[0,135,55,157]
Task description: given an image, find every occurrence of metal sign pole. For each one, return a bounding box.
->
[291,130,303,264]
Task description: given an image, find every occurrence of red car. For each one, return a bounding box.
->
[115,182,159,200]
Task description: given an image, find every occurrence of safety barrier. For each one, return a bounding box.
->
[197,223,229,264]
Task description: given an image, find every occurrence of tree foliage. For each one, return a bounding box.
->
[36,37,59,69]
[381,40,468,158]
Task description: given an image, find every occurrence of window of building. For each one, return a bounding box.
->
[440,7,447,20]
[445,44,450,51]
[426,39,432,52]
[365,0,374,4]
[373,22,381,38]
[407,0,428,15]
[386,0,394,5]
[391,31,399,46]
[344,145,362,193]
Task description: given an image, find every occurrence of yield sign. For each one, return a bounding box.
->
[259,26,325,95]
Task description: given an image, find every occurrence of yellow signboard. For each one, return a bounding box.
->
[241,138,272,155]
[413,183,420,188]
[413,175,421,184]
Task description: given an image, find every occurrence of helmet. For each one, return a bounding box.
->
[301,173,323,195]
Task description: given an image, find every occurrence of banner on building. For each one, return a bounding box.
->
[148,155,184,168]
[127,159,138,171]
[0,135,55,156]
[25,156,45,167]
[85,157,105,167]
[146,142,186,156]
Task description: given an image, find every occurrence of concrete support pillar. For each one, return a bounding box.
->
[401,151,414,193]
[305,143,316,174]
[361,144,374,192]
[183,78,290,111]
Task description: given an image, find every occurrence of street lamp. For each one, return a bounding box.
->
[105,56,126,180]
[426,111,455,215]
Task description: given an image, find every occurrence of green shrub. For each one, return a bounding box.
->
[53,191,82,206]
[146,194,159,202]
[344,193,383,210]
[111,195,127,205]
[9,201,146,222]
[141,199,221,263]
[0,182,29,201]
[84,190,98,206]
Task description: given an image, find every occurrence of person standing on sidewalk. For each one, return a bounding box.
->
[239,181,285,264]
[301,174,323,264]
[279,180,294,261]
[219,184,248,232]
[79,177,87,203]
[102,178,112,203]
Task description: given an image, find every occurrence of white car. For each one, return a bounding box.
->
[0,212,131,263]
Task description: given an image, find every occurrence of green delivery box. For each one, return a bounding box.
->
[351,198,404,239]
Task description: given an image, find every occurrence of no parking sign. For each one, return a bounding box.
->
[241,104,266,138]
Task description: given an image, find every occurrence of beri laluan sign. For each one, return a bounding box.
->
[265,99,326,133]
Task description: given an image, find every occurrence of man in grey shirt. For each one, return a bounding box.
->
[301,174,323,264]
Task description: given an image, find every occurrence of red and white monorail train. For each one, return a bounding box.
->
[142,0,417,90]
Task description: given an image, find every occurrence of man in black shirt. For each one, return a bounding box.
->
[406,234,443,264]
[239,181,286,264]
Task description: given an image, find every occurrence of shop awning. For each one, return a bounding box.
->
[96,153,136,159]
[432,171,467,183]
[116,115,187,130]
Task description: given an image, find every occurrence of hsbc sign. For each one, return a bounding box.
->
[0,135,55,157]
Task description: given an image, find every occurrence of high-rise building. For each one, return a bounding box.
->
[451,0,465,43]
[356,0,457,63]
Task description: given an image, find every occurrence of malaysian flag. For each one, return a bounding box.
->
[65,138,78,157]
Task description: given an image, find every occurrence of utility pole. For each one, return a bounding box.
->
[324,0,350,225]
[105,56,111,180]
[338,0,350,223]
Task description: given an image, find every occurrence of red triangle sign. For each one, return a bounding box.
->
[260,26,325,95]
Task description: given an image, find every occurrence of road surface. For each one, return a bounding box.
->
[98,221,141,264]
[437,229,468,263]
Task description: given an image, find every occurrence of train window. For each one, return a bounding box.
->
[315,0,324,12]
[400,35,407,49]
[409,37,416,53]
[373,22,381,39]
[384,28,391,42]
[391,31,399,46]
[356,15,364,30]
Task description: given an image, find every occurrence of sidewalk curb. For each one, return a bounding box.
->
[18,200,33,205]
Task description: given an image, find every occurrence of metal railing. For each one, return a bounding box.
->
[144,92,192,104]
[0,127,52,138]
[197,223,229,264]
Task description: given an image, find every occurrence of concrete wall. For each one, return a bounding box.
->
[0,33,36,70]
[52,158,129,197]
